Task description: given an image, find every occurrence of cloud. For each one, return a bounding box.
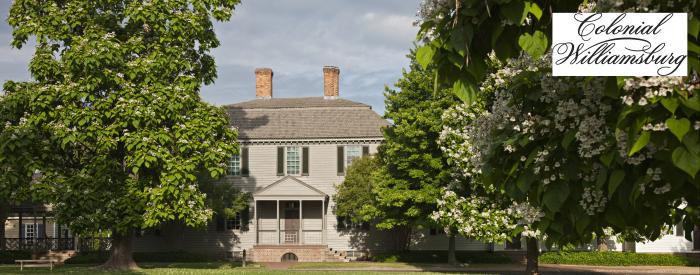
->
[0,1,421,114]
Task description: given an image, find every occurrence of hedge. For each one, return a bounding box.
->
[64,251,227,264]
[0,251,32,264]
[539,251,700,266]
[370,251,512,264]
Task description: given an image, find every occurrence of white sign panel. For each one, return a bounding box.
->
[552,13,687,76]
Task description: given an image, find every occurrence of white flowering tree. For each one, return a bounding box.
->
[418,0,700,274]
[5,0,241,270]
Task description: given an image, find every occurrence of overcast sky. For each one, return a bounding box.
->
[0,1,421,114]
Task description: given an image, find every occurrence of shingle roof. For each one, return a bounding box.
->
[225,97,389,140]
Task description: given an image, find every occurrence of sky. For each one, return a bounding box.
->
[0,0,421,114]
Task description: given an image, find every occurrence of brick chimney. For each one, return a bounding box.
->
[323,66,339,99]
[255,68,273,99]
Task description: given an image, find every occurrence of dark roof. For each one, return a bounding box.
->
[224,97,388,140]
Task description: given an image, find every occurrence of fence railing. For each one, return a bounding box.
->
[78,237,112,252]
[1,237,112,252]
[1,238,75,251]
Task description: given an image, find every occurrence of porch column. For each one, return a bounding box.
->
[321,199,325,244]
[276,200,280,244]
[18,211,23,249]
[33,209,37,251]
[299,200,303,244]
[254,200,258,244]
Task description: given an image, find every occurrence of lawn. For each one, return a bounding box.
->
[0,263,447,275]
[539,251,700,266]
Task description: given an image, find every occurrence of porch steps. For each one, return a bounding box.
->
[35,250,76,263]
[325,248,350,262]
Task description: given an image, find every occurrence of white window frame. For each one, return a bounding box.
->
[226,213,242,230]
[345,146,362,168]
[286,146,301,176]
[24,224,35,239]
[227,154,241,176]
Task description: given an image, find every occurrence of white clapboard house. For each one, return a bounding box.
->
[6,66,695,262]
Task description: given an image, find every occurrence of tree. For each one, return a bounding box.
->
[368,52,459,260]
[333,156,379,225]
[0,83,42,250]
[417,1,700,274]
[6,0,241,270]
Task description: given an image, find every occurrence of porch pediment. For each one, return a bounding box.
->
[254,176,327,200]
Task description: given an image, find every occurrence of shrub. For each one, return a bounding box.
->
[539,251,700,266]
[0,251,32,264]
[371,251,512,264]
[64,251,227,264]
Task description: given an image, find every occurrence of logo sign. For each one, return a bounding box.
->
[552,13,687,76]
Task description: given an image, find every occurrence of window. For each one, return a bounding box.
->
[337,216,369,231]
[24,224,35,239]
[286,147,301,175]
[227,154,241,176]
[429,227,445,235]
[226,213,242,230]
[345,146,362,167]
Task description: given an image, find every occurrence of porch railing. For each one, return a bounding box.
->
[78,237,112,252]
[1,238,75,251]
[1,237,111,252]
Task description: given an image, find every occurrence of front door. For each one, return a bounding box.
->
[284,202,299,244]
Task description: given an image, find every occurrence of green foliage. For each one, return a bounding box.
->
[64,251,227,264]
[4,0,241,236]
[539,251,700,267]
[199,174,251,219]
[371,251,512,264]
[415,0,581,104]
[333,156,379,224]
[0,82,48,208]
[368,52,459,229]
[425,0,700,250]
[0,251,32,264]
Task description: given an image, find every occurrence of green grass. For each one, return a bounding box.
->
[0,263,449,275]
[539,251,700,266]
[370,251,512,264]
[291,261,414,269]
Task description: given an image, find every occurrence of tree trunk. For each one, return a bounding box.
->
[447,233,457,265]
[526,237,539,275]
[101,230,138,271]
[0,204,7,251]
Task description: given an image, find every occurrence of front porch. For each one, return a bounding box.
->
[254,200,326,245]
[251,176,335,262]
[253,176,328,246]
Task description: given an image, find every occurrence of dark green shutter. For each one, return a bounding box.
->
[241,147,249,176]
[337,146,344,175]
[277,147,284,176]
[362,146,369,156]
[241,207,250,231]
[37,224,45,239]
[302,147,309,176]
